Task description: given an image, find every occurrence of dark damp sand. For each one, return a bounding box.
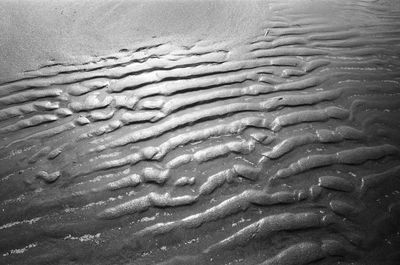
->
[1,0,400,264]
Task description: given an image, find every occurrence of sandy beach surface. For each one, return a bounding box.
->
[1,0,400,264]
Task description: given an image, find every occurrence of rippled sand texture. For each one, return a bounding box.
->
[1,0,400,264]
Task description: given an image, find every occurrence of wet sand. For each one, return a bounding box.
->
[1,0,400,264]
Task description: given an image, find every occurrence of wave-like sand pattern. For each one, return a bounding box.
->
[1,0,400,264]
